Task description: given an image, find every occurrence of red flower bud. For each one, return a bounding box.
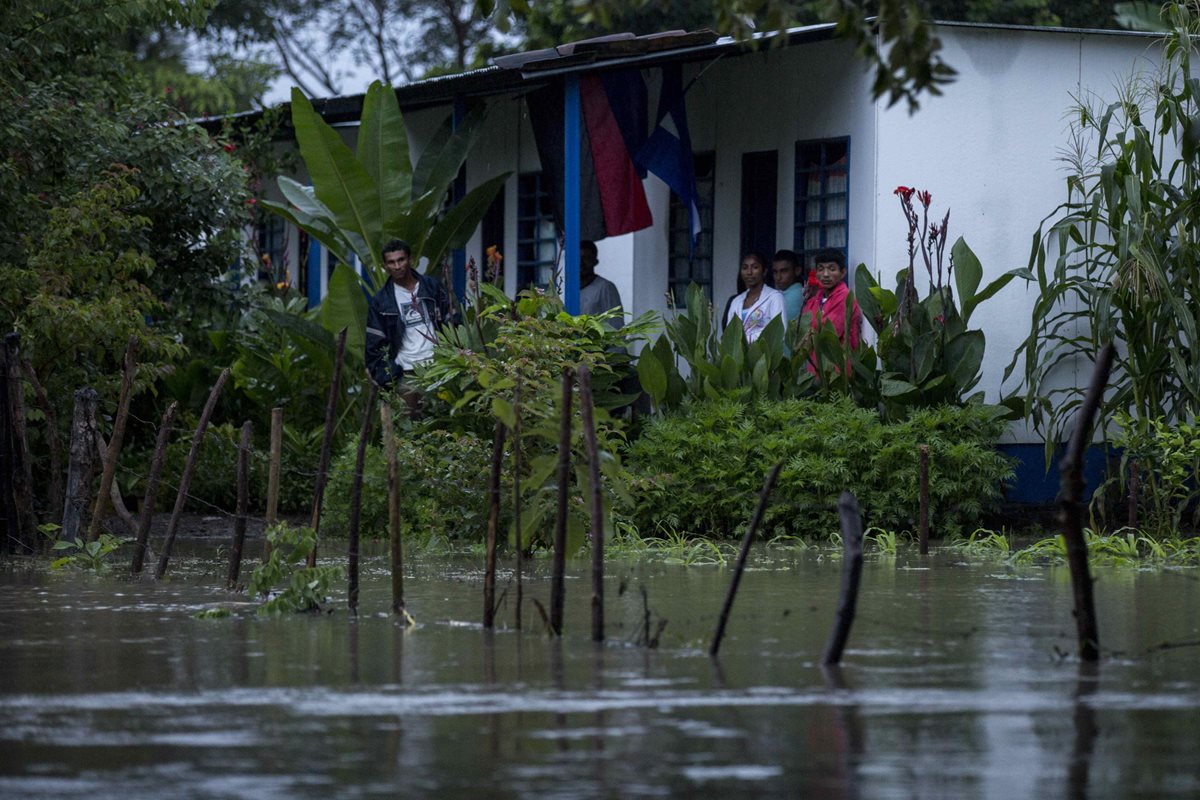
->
[223,143,237,153]
[918,190,932,207]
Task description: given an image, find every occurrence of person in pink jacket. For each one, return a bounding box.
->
[802,249,861,371]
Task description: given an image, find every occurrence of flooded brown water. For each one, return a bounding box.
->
[1,543,1198,798]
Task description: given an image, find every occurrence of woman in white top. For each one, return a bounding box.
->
[723,251,787,342]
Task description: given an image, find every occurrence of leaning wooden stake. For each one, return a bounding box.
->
[263,407,283,562]
[227,421,252,589]
[308,328,348,568]
[131,401,177,574]
[87,336,139,542]
[4,333,37,550]
[709,462,784,657]
[550,367,574,636]
[380,403,406,617]
[823,492,866,665]
[155,368,230,580]
[1060,343,1115,663]
[512,378,524,630]
[578,366,605,643]
[918,444,930,555]
[61,388,99,544]
[347,383,378,614]
[483,421,505,628]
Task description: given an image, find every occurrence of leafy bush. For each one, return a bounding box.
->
[248,523,342,614]
[146,418,315,515]
[622,396,1014,539]
[321,428,501,543]
[1110,414,1200,536]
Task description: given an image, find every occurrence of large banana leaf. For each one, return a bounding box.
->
[320,263,369,358]
[358,82,412,234]
[418,173,510,273]
[290,87,382,269]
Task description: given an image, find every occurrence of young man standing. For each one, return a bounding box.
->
[364,239,454,389]
[772,249,806,325]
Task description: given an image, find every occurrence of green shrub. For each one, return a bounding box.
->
[623,396,1014,539]
[144,418,315,515]
[321,429,500,542]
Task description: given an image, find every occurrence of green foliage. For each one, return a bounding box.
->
[40,524,125,572]
[416,286,652,551]
[248,522,343,614]
[1111,414,1200,536]
[946,528,1015,558]
[1007,7,1200,457]
[263,80,509,354]
[623,397,1014,539]
[1012,529,1200,566]
[322,428,499,544]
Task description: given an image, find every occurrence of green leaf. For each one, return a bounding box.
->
[418,172,510,272]
[358,80,412,229]
[637,348,668,404]
[319,263,368,357]
[290,87,382,269]
[491,397,516,428]
[951,236,982,313]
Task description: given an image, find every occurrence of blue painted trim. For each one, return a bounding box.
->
[998,443,1111,505]
[564,75,581,315]
[451,95,467,300]
[307,240,323,309]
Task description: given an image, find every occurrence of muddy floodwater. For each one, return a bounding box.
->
[2,543,1199,799]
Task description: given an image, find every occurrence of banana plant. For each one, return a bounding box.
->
[262,80,510,355]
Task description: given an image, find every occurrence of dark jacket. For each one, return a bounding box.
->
[365,272,455,387]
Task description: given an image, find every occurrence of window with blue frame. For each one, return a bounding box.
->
[256,214,288,282]
[668,151,716,304]
[517,172,559,289]
[793,138,849,271]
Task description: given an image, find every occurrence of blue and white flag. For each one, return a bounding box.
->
[635,64,701,251]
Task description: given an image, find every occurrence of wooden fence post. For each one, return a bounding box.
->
[1059,343,1114,662]
[227,420,252,589]
[262,407,282,563]
[822,492,866,665]
[380,402,406,617]
[4,333,37,550]
[308,328,347,568]
[578,366,605,643]
[709,462,783,657]
[483,421,505,629]
[87,336,138,543]
[550,367,573,636]
[347,383,378,614]
[130,401,176,574]
[155,368,230,580]
[61,388,99,543]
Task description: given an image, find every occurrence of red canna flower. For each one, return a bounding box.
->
[223,142,237,153]
[894,186,914,200]
[917,190,932,207]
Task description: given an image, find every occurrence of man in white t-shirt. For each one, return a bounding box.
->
[365,239,454,390]
[577,240,624,329]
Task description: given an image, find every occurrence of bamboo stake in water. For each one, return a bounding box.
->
[308,327,348,568]
[380,402,406,617]
[155,368,230,580]
[709,462,783,657]
[483,421,505,628]
[4,332,37,550]
[226,420,253,589]
[918,444,930,555]
[61,388,99,544]
[262,407,283,563]
[577,366,605,643]
[347,383,378,614]
[88,336,138,542]
[822,492,865,665]
[1059,342,1114,663]
[512,378,523,630]
[550,367,573,636]
[131,401,177,574]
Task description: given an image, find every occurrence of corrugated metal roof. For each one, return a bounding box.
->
[198,19,1155,133]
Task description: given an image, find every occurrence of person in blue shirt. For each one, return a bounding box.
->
[772,249,806,326]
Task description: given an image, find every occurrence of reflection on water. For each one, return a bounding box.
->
[1,545,1199,799]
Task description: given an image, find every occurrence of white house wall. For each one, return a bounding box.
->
[874,27,1162,441]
